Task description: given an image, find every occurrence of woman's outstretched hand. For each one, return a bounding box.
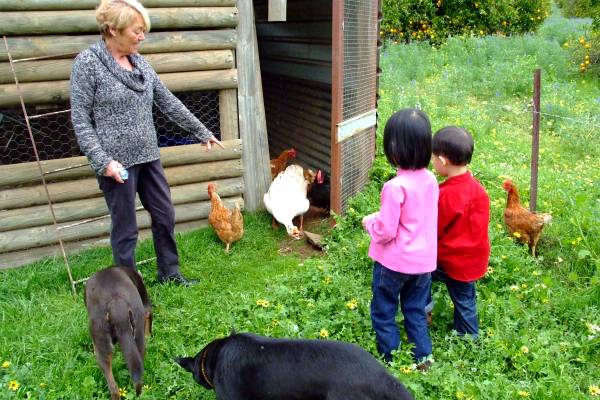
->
[204,135,225,151]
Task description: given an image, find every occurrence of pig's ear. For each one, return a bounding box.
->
[174,356,195,373]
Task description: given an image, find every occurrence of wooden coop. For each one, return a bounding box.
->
[0,0,380,271]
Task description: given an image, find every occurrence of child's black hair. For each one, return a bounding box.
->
[432,126,474,166]
[383,108,432,170]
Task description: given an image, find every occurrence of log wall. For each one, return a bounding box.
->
[0,1,252,269]
[0,140,244,269]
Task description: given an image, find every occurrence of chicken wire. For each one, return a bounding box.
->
[0,90,221,166]
[339,0,379,211]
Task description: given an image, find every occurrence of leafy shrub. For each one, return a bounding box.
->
[556,0,600,18]
[381,0,551,44]
[563,17,599,76]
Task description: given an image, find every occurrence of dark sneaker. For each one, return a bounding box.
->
[158,274,197,286]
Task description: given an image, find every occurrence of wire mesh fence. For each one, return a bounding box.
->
[339,0,379,211]
[0,90,221,166]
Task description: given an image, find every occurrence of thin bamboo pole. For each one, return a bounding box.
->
[3,35,76,295]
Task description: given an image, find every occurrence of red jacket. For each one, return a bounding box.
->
[437,172,490,281]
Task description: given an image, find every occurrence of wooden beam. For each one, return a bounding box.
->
[0,8,238,35]
[0,50,235,84]
[236,0,271,211]
[219,89,239,140]
[0,0,236,11]
[0,177,244,232]
[0,139,242,188]
[268,0,287,21]
[0,196,243,253]
[0,219,210,270]
[0,68,237,107]
[0,159,243,210]
[0,30,237,62]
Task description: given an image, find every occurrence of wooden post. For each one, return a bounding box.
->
[219,89,239,140]
[330,1,344,214]
[236,0,271,211]
[268,0,287,21]
[530,69,541,212]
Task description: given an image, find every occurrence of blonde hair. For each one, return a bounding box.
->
[96,0,151,37]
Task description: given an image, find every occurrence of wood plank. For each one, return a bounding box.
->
[0,159,243,210]
[0,30,237,62]
[0,0,236,11]
[0,218,212,270]
[0,68,237,107]
[0,139,242,188]
[0,177,244,232]
[219,89,239,140]
[236,0,271,211]
[0,8,238,35]
[0,196,243,253]
[268,0,286,21]
[0,50,235,84]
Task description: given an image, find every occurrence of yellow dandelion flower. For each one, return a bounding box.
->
[496,223,502,229]
[532,271,540,276]
[319,328,329,338]
[518,390,530,397]
[256,299,270,308]
[521,346,529,354]
[271,319,279,326]
[323,276,332,284]
[579,37,585,44]
[39,383,47,388]
[501,255,507,260]
[589,384,600,396]
[346,299,358,310]
[456,391,466,399]
[400,366,413,374]
[542,298,549,304]
[119,387,127,398]
[2,361,10,368]
[8,380,20,391]
[513,231,522,238]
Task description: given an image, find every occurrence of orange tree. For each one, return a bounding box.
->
[381,0,551,44]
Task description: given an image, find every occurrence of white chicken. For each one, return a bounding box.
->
[264,164,310,239]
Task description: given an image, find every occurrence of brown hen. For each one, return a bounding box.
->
[270,148,297,180]
[502,180,552,257]
[208,183,244,252]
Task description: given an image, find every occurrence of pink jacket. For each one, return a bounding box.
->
[364,168,439,274]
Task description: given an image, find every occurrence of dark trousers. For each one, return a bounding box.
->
[426,269,479,337]
[98,160,180,280]
[370,262,432,362]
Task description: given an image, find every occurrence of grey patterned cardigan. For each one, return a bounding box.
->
[70,40,213,174]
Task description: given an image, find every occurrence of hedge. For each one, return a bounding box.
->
[382,0,551,44]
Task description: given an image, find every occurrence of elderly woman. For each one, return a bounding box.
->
[71,0,223,285]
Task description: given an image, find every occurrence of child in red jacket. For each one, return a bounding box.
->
[426,126,490,338]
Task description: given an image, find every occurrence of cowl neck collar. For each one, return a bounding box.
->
[90,39,148,92]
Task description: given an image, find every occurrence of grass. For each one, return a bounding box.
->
[1,6,599,400]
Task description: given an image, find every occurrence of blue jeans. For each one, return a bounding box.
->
[426,269,479,337]
[371,262,432,362]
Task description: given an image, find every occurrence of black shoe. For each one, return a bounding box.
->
[158,274,197,286]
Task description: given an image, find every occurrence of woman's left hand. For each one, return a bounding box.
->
[204,135,225,151]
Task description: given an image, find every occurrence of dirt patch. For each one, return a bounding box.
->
[277,206,333,259]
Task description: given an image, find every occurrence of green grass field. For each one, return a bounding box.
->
[1,7,599,400]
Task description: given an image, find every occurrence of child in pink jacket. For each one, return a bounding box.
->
[362,109,438,369]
